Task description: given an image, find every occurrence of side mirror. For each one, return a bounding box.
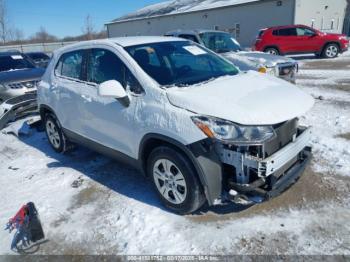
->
[98,80,130,107]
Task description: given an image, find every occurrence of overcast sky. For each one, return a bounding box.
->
[6,0,166,38]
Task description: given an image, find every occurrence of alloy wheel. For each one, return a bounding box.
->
[153,159,187,205]
[265,48,279,55]
[46,120,61,149]
[325,45,338,58]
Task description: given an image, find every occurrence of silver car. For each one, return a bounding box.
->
[166,29,298,83]
[0,51,44,102]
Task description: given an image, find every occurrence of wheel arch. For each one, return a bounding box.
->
[39,104,56,120]
[263,45,282,55]
[321,41,341,53]
[139,133,223,205]
[139,134,200,177]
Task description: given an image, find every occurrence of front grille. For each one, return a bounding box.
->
[264,118,298,157]
[278,63,297,76]
[7,80,38,89]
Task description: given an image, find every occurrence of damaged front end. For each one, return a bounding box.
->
[191,117,312,205]
[0,93,38,130]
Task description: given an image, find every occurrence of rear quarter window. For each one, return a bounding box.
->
[258,30,266,37]
[55,50,84,80]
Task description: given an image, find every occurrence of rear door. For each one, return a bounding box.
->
[273,27,298,54]
[53,49,87,133]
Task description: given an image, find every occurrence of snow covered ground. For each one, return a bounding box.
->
[0,52,349,255]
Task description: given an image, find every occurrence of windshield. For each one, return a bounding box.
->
[199,32,242,53]
[0,55,35,72]
[125,41,239,87]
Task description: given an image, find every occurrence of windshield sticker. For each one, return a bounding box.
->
[183,46,207,55]
[11,55,23,60]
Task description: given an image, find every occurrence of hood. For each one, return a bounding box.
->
[0,67,45,84]
[166,71,314,126]
[237,51,296,67]
[325,33,345,37]
[220,52,258,71]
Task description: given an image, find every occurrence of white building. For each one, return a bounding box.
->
[106,0,348,47]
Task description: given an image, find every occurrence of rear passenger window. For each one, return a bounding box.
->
[278,28,297,36]
[87,49,123,84]
[55,50,84,80]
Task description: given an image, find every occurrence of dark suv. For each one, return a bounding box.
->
[254,25,349,58]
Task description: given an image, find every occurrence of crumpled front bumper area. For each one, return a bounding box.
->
[228,147,311,201]
[217,127,312,202]
[277,62,298,84]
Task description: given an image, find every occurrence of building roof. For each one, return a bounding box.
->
[107,0,260,24]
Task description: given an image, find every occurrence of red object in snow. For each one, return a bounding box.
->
[9,205,28,227]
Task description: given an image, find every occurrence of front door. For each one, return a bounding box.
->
[295,27,321,53]
[77,48,142,157]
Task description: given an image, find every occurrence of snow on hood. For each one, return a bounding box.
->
[237,51,296,67]
[166,71,314,125]
[221,52,259,71]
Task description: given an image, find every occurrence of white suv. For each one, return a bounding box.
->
[38,37,314,214]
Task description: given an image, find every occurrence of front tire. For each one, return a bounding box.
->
[147,146,205,214]
[322,44,339,58]
[44,113,66,153]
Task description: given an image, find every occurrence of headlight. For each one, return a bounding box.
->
[258,66,278,76]
[191,116,276,144]
[266,66,279,76]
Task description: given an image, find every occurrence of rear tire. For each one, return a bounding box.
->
[264,47,280,56]
[44,113,67,153]
[322,43,339,58]
[147,146,205,214]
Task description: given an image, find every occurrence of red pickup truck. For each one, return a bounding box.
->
[253,24,349,58]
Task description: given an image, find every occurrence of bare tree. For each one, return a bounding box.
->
[82,14,95,40]
[0,0,8,43]
[30,26,57,43]
[10,28,24,42]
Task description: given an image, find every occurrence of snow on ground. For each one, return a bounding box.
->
[297,51,350,177]
[0,52,349,256]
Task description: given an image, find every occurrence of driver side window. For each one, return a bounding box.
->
[87,48,144,94]
[296,27,315,36]
[87,49,123,85]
